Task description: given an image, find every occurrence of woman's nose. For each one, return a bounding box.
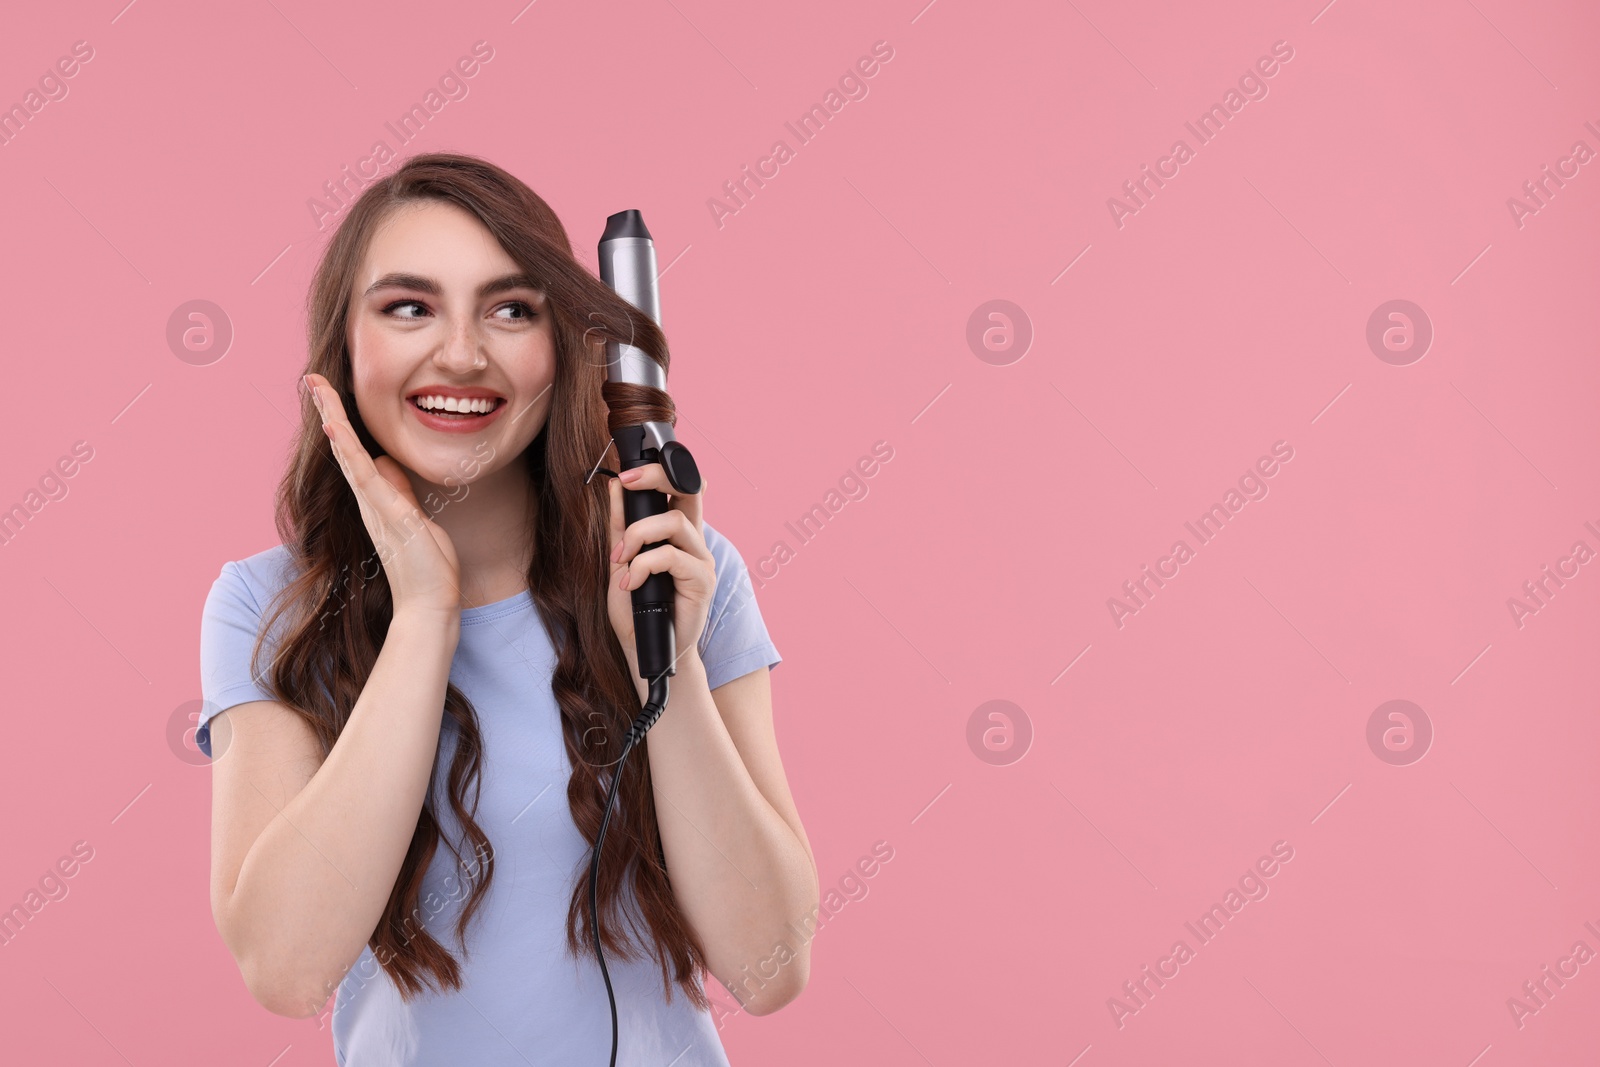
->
[435,321,488,371]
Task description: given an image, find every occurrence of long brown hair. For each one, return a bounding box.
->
[244,152,709,1007]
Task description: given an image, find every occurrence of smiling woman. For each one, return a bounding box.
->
[197,153,815,1066]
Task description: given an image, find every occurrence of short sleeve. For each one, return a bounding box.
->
[196,560,280,758]
[696,522,782,692]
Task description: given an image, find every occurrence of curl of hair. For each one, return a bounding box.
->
[244,151,710,1007]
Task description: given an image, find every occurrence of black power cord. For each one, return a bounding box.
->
[589,674,670,1067]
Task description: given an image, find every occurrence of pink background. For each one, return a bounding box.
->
[1,0,1596,1063]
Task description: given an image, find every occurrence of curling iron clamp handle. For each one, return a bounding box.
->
[610,426,702,495]
[658,440,702,495]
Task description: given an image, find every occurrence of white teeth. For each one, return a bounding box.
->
[414,395,497,414]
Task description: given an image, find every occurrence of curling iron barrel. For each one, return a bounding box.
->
[598,209,702,683]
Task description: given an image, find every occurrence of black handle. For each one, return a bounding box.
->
[622,450,677,682]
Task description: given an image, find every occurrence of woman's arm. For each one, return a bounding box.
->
[208,608,461,1018]
[211,373,471,1018]
[604,461,817,1013]
[636,655,818,1015]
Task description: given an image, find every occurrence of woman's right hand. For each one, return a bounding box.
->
[304,373,463,622]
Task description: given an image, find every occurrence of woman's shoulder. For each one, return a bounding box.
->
[209,542,302,616]
[695,518,781,685]
[701,519,768,598]
[700,519,751,571]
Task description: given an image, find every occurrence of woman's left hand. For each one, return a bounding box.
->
[607,463,715,684]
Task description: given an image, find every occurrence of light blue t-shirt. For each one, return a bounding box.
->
[197,520,781,1066]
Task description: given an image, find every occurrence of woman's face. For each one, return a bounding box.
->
[345,199,556,492]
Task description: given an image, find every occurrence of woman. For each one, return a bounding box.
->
[197,152,817,1065]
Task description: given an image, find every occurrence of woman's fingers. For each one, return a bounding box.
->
[308,374,394,509]
[609,508,711,568]
[617,461,704,529]
[617,542,713,592]
[309,374,435,562]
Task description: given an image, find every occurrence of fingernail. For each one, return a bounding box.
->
[610,541,622,562]
[618,570,630,590]
[323,423,334,440]
[619,468,640,482]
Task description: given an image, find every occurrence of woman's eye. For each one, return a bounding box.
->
[383,300,429,319]
[495,301,537,321]
[380,300,535,321]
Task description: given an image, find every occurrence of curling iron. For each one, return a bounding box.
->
[590,208,702,1067]
[598,209,703,700]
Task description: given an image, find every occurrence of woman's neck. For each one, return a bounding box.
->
[406,457,536,609]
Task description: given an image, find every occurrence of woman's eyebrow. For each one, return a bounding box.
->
[363,272,540,298]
